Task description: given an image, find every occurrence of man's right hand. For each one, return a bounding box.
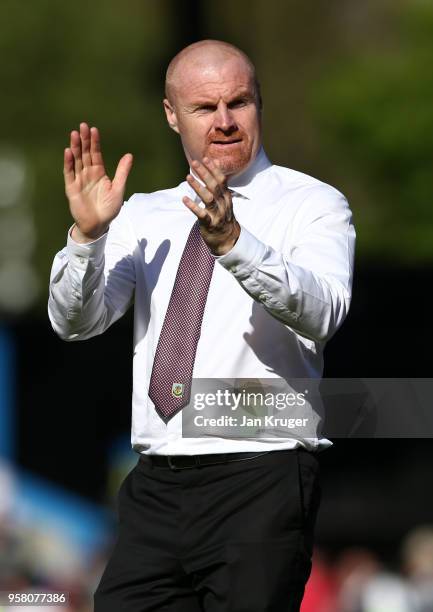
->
[64,122,133,243]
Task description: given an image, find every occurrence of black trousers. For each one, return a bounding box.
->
[94,448,321,612]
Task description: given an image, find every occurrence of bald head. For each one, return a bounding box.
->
[165,40,261,108]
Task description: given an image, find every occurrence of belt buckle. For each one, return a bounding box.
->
[167,455,199,470]
[167,456,180,470]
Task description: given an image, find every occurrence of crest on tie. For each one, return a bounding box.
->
[172,383,185,398]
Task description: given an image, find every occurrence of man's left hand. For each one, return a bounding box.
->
[182,157,240,256]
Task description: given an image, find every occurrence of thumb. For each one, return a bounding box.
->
[112,153,133,194]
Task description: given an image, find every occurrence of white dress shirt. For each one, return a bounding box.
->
[48,148,355,454]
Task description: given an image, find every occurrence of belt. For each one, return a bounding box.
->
[139,451,271,470]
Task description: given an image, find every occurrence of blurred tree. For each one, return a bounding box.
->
[1,0,433,314]
[207,0,433,263]
[0,0,187,314]
[311,0,433,262]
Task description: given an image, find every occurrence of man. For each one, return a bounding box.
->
[49,40,355,611]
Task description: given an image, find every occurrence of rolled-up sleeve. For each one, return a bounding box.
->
[217,187,355,343]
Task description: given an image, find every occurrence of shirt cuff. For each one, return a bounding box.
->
[216,225,267,279]
[66,224,108,271]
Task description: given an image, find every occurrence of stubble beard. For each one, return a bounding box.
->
[206,142,252,177]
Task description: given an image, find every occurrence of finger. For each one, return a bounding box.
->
[191,159,220,195]
[63,148,75,187]
[80,122,91,167]
[203,157,232,209]
[90,126,104,166]
[70,130,83,173]
[112,153,133,194]
[186,174,215,206]
[182,196,211,222]
[204,156,227,185]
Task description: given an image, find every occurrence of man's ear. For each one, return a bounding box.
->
[163,98,180,134]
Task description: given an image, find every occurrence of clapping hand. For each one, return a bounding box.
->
[182,157,240,256]
[64,122,133,243]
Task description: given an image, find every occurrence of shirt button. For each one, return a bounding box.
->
[77,256,86,265]
[72,290,81,299]
[259,293,267,302]
[230,266,237,273]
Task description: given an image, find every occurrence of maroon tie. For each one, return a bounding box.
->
[148,220,215,422]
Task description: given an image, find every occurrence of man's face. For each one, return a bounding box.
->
[164,55,262,177]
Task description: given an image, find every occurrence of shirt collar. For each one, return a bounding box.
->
[226,147,272,199]
[184,147,272,201]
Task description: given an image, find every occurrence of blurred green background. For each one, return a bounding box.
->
[1,0,433,315]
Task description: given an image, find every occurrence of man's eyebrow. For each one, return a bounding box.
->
[189,91,255,107]
[190,99,218,107]
[229,91,255,102]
